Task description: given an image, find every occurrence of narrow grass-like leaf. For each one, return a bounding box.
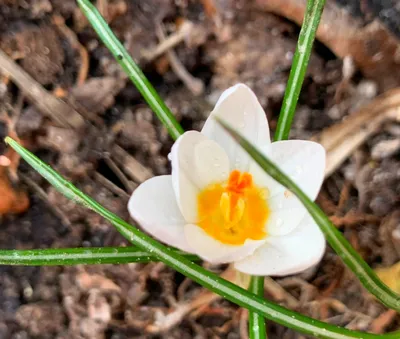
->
[249,276,267,339]
[274,0,326,141]
[259,1,327,335]
[77,0,184,141]
[0,247,198,266]
[6,138,400,338]
[216,118,400,312]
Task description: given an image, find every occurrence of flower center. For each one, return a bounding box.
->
[197,170,269,245]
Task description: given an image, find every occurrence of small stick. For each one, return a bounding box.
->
[52,15,90,86]
[104,154,136,192]
[336,181,352,214]
[145,266,236,334]
[314,88,400,177]
[111,144,153,184]
[11,92,25,129]
[20,173,71,228]
[370,309,398,334]
[97,0,109,22]
[0,49,85,129]
[93,171,130,199]
[141,21,194,62]
[155,22,204,96]
[329,212,381,228]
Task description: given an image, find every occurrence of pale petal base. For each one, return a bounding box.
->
[234,215,326,276]
[128,175,193,253]
[184,224,266,264]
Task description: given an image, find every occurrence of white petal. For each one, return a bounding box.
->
[184,224,266,264]
[128,175,193,252]
[234,214,326,276]
[249,140,325,235]
[202,84,270,171]
[170,131,230,223]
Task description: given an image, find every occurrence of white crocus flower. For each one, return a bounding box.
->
[128,84,326,276]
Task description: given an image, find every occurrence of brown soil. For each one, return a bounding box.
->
[0,0,399,338]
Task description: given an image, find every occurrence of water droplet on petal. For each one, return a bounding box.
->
[295,165,303,174]
[276,218,283,227]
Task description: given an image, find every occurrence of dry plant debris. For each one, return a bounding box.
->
[0,0,399,337]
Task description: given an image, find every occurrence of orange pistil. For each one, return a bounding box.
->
[197,170,269,245]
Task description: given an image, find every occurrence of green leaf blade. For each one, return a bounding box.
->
[6,137,400,338]
[77,0,184,140]
[249,276,267,339]
[215,117,400,312]
[274,0,326,141]
[0,247,198,266]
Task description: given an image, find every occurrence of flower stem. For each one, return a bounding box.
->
[0,247,198,265]
[256,0,326,336]
[249,276,267,339]
[77,0,184,141]
[6,137,400,339]
[274,0,326,141]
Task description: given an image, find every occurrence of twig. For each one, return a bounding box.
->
[52,15,90,86]
[336,181,352,214]
[0,49,85,129]
[256,0,400,90]
[141,21,194,62]
[239,309,249,339]
[0,113,22,181]
[263,276,299,309]
[20,173,71,228]
[11,92,25,129]
[111,145,153,185]
[155,22,204,96]
[314,88,400,177]
[93,172,130,200]
[370,309,398,334]
[97,0,109,22]
[329,212,381,228]
[103,155,136,192]
[145,266,236,334]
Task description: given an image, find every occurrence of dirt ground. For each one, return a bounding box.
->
[0,0,399,338]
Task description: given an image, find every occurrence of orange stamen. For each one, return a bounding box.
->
[197,170,269,245]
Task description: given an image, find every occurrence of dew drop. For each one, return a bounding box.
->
[276,218,283,227]
[295,165,303,174]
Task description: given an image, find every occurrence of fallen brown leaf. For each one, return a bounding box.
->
[256,0,400,90]
[0,160,29,216]
[314,88,400,177]
[375,262,400,294]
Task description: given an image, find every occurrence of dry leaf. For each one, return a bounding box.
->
[375,262,400,294]
[0,155,29,216]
